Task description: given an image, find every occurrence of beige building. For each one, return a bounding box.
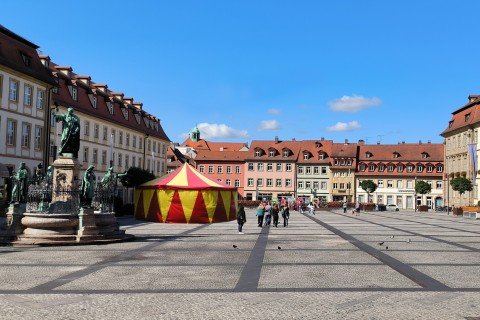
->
[441,95,480,207]
[0,26,54,203]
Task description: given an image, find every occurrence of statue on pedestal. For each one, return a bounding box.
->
[100,166,128,193]
[54,107,80,158]
[10,162,29,204]
[81,165,96,208]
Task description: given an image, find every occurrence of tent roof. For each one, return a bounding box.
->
[139,163,236,190]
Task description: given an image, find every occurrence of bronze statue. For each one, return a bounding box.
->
[54,107,80,158]
[10,162,29,204]
[101,166,127,192]
[81,165,96,207]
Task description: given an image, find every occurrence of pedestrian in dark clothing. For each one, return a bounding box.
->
[282,206,290,227]
[237,205,247,234]
[256,203,265,227]
[272,203,280,227]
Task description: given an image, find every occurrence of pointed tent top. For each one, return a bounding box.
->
[139,163,236,190]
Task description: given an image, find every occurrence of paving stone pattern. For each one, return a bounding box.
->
[0,209,479,319]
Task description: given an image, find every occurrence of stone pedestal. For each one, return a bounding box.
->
[77,207,101,242]
[51,157,80,203]
[5,203,26,236]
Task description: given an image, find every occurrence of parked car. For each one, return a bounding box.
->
[386,204,399,211]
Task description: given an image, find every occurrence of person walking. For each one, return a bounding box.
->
[237,204,247,234]
[272,203,280,227]
[343,202,347,213]
[282,205,290,227]
[264,201,272,226]
[256,203,265,227]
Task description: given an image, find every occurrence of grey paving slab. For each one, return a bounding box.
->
[0,208,478,319]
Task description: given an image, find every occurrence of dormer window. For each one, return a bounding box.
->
[427,165,433,173]
[255,150,261,157]
[315,142,322,148]
[88,94,97,108]
[68,85,78,101]
[318,152,324,160]
[407,165,414,172]
[393,152,400,158]
[269,150,275,157]
[359,164,365,171]
[417,165,423,173]
[20,53,31,67]
[283,150,289,157]
[347,159,352,166]
[303,153,309,160]
[465,113,471,122]
[121,107,128,120]
[366,152,372,158]
[449,120,453,128]
[134,113,141,124]
[369,164,375,172]
[378,164,385,172]
[422,152,429,159]
[437,166,444,173]
[107,101,114,115]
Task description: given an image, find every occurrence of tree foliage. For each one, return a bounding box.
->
[415,180,432,195]
[450,177,473,195]
[360,180,377,195]
[119,167,156,188]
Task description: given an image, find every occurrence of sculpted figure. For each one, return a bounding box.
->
[10,162,29,203]
[54,107,80,158]
[81,165,96,207]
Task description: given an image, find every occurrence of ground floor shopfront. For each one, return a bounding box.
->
[356,189,443,210]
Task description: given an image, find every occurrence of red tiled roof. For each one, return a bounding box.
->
[195,150,247,162]
[297,140,333,164]
[181,138,248,151]
[246,139,302,161]
[441,96,480,136]
[357,143,444,162]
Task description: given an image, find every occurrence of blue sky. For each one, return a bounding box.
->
[2,1,480,145]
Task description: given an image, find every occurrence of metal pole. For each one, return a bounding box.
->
[110,133,113,168]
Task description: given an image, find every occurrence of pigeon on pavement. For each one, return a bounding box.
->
[233,245,238,249]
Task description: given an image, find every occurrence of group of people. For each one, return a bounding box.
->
[236,201,292,234]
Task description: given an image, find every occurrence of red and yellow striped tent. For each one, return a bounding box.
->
[134,163,238,223]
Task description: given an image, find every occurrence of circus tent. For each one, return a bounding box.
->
[134,163,238,223]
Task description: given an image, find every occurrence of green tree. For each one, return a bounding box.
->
[415,180,431,205]
[360,180,377,203]
[450,177,473,205]
[119,167,156,188]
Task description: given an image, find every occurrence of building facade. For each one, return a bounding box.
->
[330,141,358,203]
[0,26,54,202]
[441,95,480,207]
[355,142,444,210]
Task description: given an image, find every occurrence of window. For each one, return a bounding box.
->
[304,153,309,160]
[217,166,223,174]
[24,85,32,106]
[298,181,304,189]
[7,120,16,146]
[71,86,77,101]
[83,147,89,162]
[133,136,137,148]
[9,79,18,101]
[34,126,42,150]
[369,164,375,172]
[318,153,324,160]
[397,180,403,188]
[321,181,327,189]
[314,182,319,189]
[21,123,30,148]
[338,183,344,190]
[359,164,366,171]
[436,181,442,189]
[314,167,319,174]
[235,166,240,174]
[226,166,232,174]
[387,180,393,188]
[208,165,213,174]
[257,179,263,187]
[306,167,311,174]
[276,163,282,171]
[257,163,264,171]
[378,164,385,172]
[84,121,90,136]
[93,149,98,164]
[286,179,292,187]
[267,163,273,171]
[407,180,413,188]
[36,90,45,109]
[102,150,107,165]
[199,165,205,173]
[286,164,292,171]
[321,167,327,174]
[103,127,108,141]
[347,160,352,165]
[340,160,345,165]
[132,156,136,167]
[333,183,338,189]
[416,165,423,173]
[234,179,240,187]
[437,166,443,173]
[407,165,414,173]
[378,180,384,188]
[334,172,339,177]
[298,167,304,174]
[226,179,231,186]
[283,150,289,157]
[397,165,404,173]
[255,150,261,157]
[94,124,99,139]
[118,153,122,167]
[248,163,254,171]
[267,179,273,187]
[269,150,275,157]
[119,132,123,145]
[427,165,433,173]
[248,178,254,187]
[388,165,394,172]
[276,179,282,187]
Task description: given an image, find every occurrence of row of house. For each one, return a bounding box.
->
[0,25,170,204]
[168,127,446,210]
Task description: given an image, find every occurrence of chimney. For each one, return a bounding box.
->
[275,136,279,144]
[358,139,365,145]
[427,140,431,144]
[419,140,422,144]
[402,141,405,144]
[321,137,324,141]
[292,138,296,141]
[468,95,480,102]
[344,139,348,144]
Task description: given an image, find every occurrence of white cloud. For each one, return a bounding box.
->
[180,123,250,140]
[258,120,280,131]
[325,121,362,132]
[329,95,382,113]
[267,108,281,115]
